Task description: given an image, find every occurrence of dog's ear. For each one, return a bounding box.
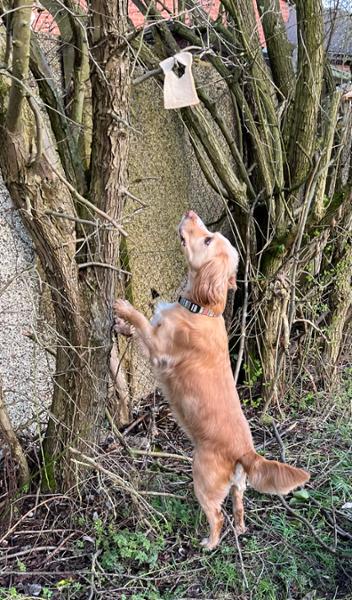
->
[193,255,229,307]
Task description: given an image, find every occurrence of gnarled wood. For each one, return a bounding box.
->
[0,377,30,487]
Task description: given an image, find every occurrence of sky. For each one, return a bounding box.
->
[322,0,352,8]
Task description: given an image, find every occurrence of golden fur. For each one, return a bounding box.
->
[114,211,310,549]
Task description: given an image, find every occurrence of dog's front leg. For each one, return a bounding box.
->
[113,299,159,358]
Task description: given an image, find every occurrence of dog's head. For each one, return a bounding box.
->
[178,211,239,308]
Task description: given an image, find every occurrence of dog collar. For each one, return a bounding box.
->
[178,296,221,317]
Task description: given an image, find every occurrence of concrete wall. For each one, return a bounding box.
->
[0,176,54,431]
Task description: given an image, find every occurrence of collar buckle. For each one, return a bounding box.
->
[178,296,221,318]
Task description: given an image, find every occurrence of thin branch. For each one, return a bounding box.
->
[69,447,168,525]
[26,94,43,165]
[0,496,68,545]
[130,448,192,463]
[45,210,103,227]
[272,421,286,463]
[224,513,249,589]
[133,66,163,85]
[0,546,57,562]
[46,159,128,236]
[29,33,86,190]
[279,495,351,558]
[5,0,32,132]
[123,189,148,208]
[22,329,56,358]
[233,199,254,384]
[78,262,131,276]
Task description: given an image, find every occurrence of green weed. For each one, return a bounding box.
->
[94,520,165,572]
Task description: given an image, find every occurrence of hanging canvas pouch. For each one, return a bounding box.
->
[159,52,200,110]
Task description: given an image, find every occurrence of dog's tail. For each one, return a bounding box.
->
[239,450,310,495]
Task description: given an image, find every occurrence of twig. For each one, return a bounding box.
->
[0,546,57,562]
[45,532,76,561]
[139,491,187,499]
[0,570,91,576]
[45,210,105,228]
[234,207,252,384]
[0,496,69,545]
[293,318,329,342]
[22,329,56,357]
[133,66,163,85]
[78,262,131,276]
[105,427,192,463]
[224,513,249,589]
[46,159,128,236]
[279,495,351,557]
[130,448,192,463]
[309,497,352,541]
[123,189,147,208]
[105,408,132,454]
[122,412,148,435]
[0,266,32,297]
[69,447,167,525]
[272,421,286,463]
[255,421,297,453]
[87,550,101,600]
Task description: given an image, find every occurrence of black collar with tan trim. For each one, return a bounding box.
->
[178,296,221,317]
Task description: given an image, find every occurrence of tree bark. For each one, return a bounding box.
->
[257,0,294,100]
[286,0,324,191]
[5,0,32,132]
[0,377,30,487]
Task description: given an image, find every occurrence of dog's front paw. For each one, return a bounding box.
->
[114,317,135,337]
[113,299,133,321]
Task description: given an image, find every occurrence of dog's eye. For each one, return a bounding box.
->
[204,237,212,246]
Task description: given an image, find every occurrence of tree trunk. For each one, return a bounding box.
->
[323,201,352,382]
[84,0,131,424]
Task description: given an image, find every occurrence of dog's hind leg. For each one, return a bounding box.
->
[193,450,232,550]
[232,462,247,535]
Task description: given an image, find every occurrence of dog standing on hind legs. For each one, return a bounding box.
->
[114,210,310,550]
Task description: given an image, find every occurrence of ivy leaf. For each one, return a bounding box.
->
[292,489,310,501]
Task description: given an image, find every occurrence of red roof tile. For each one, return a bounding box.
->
[31,0,290,48]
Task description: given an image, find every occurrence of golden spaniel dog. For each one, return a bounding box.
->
[114,211,309,550]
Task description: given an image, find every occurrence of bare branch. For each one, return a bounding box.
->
[29,33,86,191]
[5,0,32,132]
[78,262,131,275]
[46,158,128,236]
[256,0,295,99]
[287,0,325,190]
[26,94,43,165]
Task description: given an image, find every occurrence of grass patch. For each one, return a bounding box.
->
[0,390,351,599]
